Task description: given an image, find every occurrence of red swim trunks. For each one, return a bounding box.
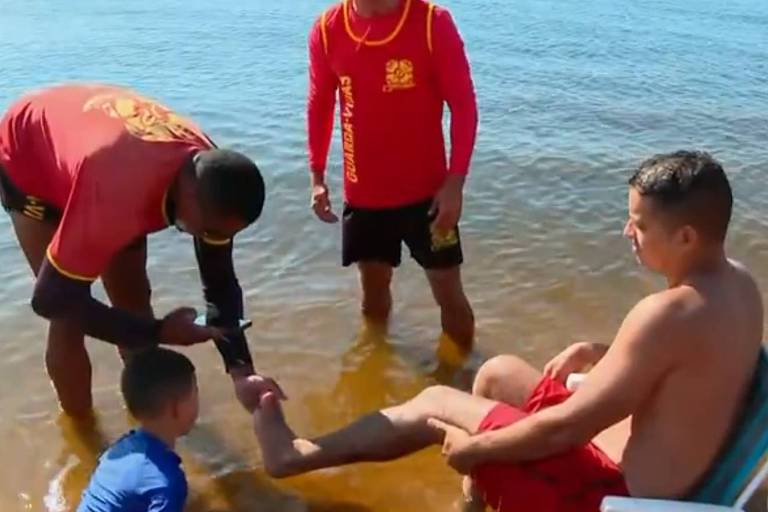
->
[472,376,629,512]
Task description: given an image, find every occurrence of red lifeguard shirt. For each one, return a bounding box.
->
[0,83,213,280]
[307,0,478,209]
[1,84,253,360]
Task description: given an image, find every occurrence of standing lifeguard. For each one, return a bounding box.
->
[307,0,478,353]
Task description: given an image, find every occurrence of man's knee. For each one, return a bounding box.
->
[359,263,393,291]
[47,318,86,346]
[358,262,393,318]
[45,319,87,370]
[415,384,455,402]
[473,355,537,403]
[406,385,459,421]
[428,268,470,308]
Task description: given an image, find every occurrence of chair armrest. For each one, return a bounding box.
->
[601,496,740,512]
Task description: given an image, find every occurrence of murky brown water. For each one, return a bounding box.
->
[2,165,768,511]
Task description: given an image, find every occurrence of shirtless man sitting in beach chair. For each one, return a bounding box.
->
[235,150,763,512]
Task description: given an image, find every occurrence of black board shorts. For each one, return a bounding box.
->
[342,198,463,269]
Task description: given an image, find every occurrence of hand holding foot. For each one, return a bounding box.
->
[252,391,315,478]
[234,373,287,413]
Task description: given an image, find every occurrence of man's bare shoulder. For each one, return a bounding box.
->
[728,257,750,273]
[618,287,710,355]
[623,260,762,352]
[626,288,700,330]
[728,258,761,289]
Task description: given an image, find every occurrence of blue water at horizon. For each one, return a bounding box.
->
[1,0,765,177]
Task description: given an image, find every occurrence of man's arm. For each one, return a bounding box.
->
[32,168,168,347]
[461,295,683,466]
[31,260,161,347]
[432,8,478,178]
[194,238,254,375]
[307,16,338,182]
[195,244,288,402]
[427,9,478,232]
[32,258,218,348]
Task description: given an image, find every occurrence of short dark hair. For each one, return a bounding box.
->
[628,150,732,242]
[121,348,196,419]
[195,149,265,225]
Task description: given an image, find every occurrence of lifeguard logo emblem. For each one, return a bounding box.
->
[383,59,415,92]
[22,196,46,221]
[430,226,459,252]
[84,92,203,144]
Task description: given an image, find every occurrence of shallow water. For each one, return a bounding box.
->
[0,0,767,510]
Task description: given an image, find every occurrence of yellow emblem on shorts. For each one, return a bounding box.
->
[430,226,458,251]
[83,92,204,144]
[383,59,415,92]
[22,196,46,221]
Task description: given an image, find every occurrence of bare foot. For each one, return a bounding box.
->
[252,392,315,478]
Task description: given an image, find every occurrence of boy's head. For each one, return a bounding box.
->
[624,150,732,273]
[121,348,199,435]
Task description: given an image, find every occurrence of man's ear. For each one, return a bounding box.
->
[678,224,699,247]
[170,398,181,421]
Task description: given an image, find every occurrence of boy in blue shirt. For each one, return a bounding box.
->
[78,348,198,511]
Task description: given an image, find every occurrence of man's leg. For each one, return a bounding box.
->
[253,384,497,478]
[401,200,474,352]
[341,204,401,327]
[100,238,153,362]
[473,353,630,460]
[425,266,475,353]
[9,212,93,417]
[358,261,393,325]
[472,354,543,406]
[342,204,401,327]
[463,354,543,509]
